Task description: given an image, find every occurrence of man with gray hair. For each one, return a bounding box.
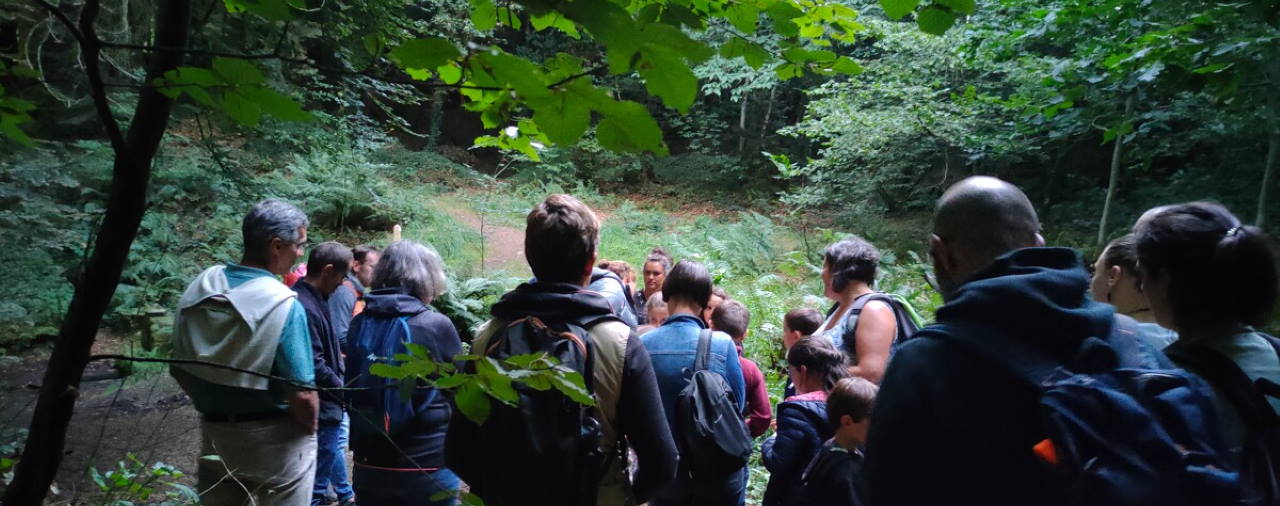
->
[171,199,319,506]
[864,176,1161,506]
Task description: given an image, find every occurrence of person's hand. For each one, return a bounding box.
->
[769,417,778,432]
[286,388,319,434]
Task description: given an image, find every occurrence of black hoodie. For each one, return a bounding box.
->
[864,248,1121,506]
[449,281,678,504]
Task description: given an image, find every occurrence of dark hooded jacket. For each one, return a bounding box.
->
[763,391,832,506]
[864,248,1122,506]
[343,287,462,469]
[293,279,345,423]
[447,281,678,505]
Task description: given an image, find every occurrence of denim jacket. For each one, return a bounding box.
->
[641,313,746,431]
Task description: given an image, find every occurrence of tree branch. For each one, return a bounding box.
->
[78,0,126,151]
[29,0,84,46]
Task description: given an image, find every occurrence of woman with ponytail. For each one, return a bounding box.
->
[818,237,897,383]
[1133,201,1280,500]
[762,337,849,506]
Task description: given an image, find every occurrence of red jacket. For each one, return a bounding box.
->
[738,344,773,438]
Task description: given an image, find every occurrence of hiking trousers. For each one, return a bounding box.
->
[197,416,317,506]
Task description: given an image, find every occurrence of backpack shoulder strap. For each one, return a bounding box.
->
[694,329,712,372]
[1166,340,1280,430]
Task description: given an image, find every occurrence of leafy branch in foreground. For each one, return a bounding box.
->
[369,347,593,425]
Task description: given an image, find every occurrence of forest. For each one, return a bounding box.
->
[0,0,1277,504]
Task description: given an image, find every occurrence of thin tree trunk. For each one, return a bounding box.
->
[1097,95,1135,250]
[758,86,776,142]
[738,93,749,155]
[4,2,190,504]
[1259,132,1278,228]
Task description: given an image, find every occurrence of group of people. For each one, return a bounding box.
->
[168,175,1279,506]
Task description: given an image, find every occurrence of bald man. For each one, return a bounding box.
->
[863,177,1165,506]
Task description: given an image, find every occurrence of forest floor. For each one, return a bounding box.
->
[0,333,203,504]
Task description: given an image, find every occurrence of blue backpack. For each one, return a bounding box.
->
[941,315,1250,506]
[345,313,434,438]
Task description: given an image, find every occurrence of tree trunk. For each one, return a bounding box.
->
[3,2,190,504]
[1097,95,1135,250]
[1258,132,1278,228]
[737,93,749,156]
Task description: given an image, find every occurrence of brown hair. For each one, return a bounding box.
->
[785,307,823,336]
[786,336,849,392]
[827,377,878,428]
[525,194,600,284]
[711,299,751,340]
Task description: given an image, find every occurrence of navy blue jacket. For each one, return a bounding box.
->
[762,391,832,506]
[293,279,345,423]
[865,248,1124,506]
[344,287,462,469]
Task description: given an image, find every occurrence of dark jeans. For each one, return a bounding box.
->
[312,417,354,506]
[353,465,460,506]
[649,466,746,506]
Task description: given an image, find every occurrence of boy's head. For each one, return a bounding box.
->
[525,194,600,286]
[783,307,823,350]
[646,291,669,325]
[711,299,751,342]
[827,377,878,448]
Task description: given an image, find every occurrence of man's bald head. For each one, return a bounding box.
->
[931,176,1042,296]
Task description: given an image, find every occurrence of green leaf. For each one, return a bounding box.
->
[219,90,261,127]
[774,63,804,80]
[455,383,491,424]
[478,358,518,404]
[471,0,497,31]
[211,57,264,85]
[0,112,33,146]
[435,374,469,388]
[530,12,580,38]
[369,362,410,380]
[936,0,976,15]
[916,6,955,35]
[223,0,293,21]
[239,87,312,122]
[830,57,863,75]
[548,370,595,406]
[390,38,462,76]
[595,102,667,155]
[497,7,522,29]
[720,38,770,69]
[534,95,590,144]
[725,3,759,33]
[765,2,803,37]
[438,63,463,85]
[879,0,921,20]
[637,51,698,113]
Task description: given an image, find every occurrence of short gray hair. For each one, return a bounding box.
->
[372,240,448,304]
[243,199,309,258]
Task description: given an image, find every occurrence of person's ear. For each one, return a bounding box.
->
[840,414,855,429]
[1107,265,1122,286]
[583,251,598,279]
[929,234,952,270]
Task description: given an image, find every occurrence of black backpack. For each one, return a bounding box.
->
[830,292,925,352]
[939,316,1249,506]
[1166,333,1280,505]
[676,329,753,479]
[445,315,613,506]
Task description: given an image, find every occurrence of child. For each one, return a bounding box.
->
[711,299,772,438]
[782,308,824,398]
[793,377,877,506]
[762,337,848,506]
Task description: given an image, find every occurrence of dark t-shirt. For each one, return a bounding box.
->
[794,439,864,506]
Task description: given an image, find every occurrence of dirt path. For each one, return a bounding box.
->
[438,198,528,274]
